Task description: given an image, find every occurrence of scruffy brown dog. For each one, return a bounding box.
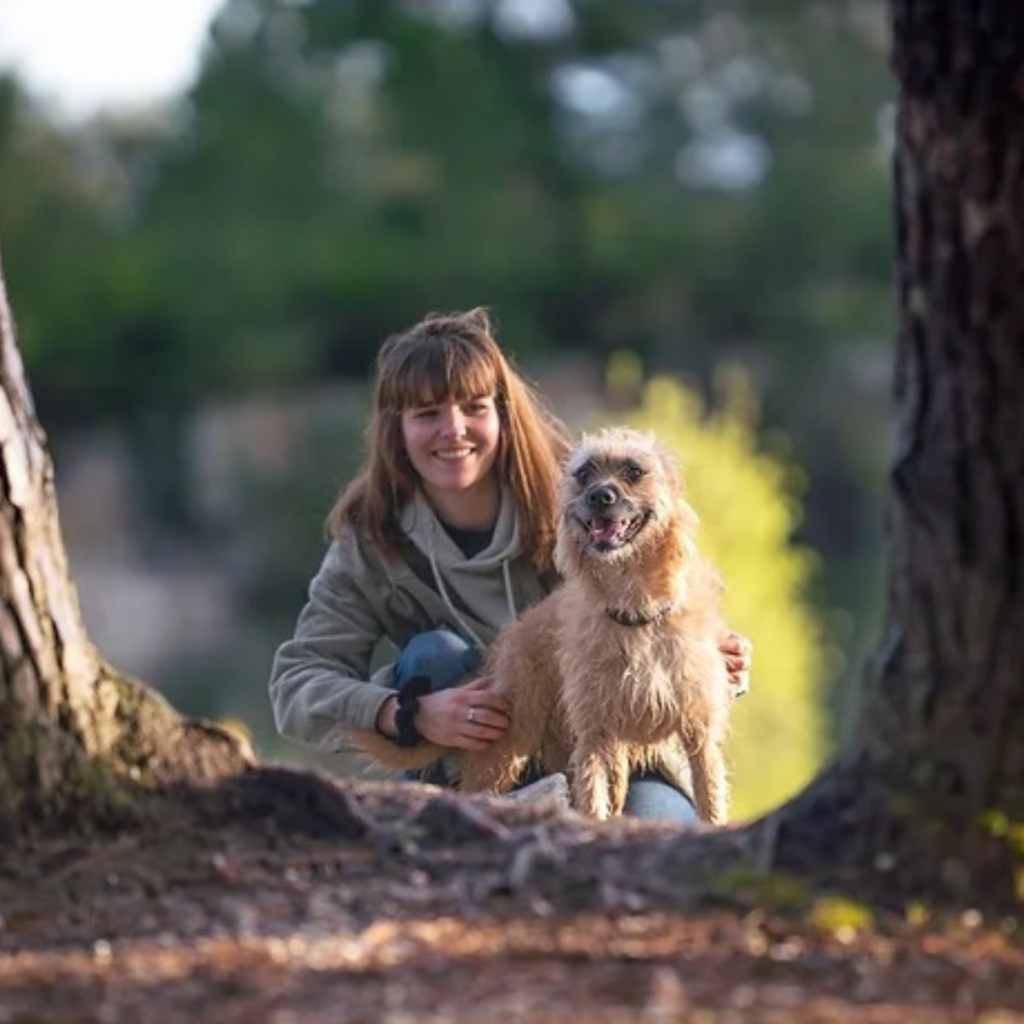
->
[353,427,734,823]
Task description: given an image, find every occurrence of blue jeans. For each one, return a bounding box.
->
[393,629,699,824]
[393,629,485,693]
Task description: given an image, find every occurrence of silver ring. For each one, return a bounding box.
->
[467,707,477,725]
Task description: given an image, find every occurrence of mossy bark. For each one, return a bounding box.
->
[0,252,251,838]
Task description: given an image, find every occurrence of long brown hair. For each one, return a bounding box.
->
[327,308,571,572]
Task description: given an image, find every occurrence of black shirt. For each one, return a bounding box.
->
[441,523,495,559]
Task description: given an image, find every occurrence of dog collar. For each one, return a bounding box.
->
[606,604,673,627]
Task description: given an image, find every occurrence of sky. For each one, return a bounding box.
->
[0,0,224,119]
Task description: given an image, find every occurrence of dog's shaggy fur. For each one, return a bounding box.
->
[352,427,734,823]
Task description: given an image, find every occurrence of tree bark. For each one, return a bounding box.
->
[870,0,1024,820]
[767,0,1024,905]
[0,250,251,836]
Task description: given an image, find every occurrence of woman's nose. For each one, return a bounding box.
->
[438,406,466,437]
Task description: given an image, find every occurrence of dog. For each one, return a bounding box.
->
[352,427,734,823]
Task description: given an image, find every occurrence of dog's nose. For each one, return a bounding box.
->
[586,485,618,510]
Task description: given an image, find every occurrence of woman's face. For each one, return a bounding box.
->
[400,395,501,502]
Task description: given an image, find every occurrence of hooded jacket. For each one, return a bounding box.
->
[269,486,552,753]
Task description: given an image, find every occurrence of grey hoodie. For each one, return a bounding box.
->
[269,486,551,753]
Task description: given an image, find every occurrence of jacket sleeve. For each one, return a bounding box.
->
[268,533,397,752]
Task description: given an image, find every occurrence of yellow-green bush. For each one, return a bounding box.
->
[599,357,830,819]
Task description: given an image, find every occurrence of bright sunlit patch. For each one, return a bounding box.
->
[0,0,223,120]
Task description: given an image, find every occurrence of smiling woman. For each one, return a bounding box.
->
[0,0,222,119]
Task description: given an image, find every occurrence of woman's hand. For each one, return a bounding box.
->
[719,631,753,696]
[415,676,512,750]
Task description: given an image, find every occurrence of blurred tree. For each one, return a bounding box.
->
[0,78,119,419]
[3,1,893,470]
[5,0,884,397]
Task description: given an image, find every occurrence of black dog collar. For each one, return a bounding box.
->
[605,604,674,628]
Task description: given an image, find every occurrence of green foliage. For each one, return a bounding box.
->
[810,894,875,935]
[981,810,1024,899]
[607,368,831,818]
[3,2,894,416]
[711,867,813,915]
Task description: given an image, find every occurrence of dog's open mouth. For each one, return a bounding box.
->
[582,511,650,551]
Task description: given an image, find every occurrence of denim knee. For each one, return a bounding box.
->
[393,629,483,693]
[623,773,699,824]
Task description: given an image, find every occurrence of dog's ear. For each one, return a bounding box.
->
[553,506,578,578]
[653,438,680,478]
[654,441,700,558]
[651,439,687,502]
[676,498,700,554]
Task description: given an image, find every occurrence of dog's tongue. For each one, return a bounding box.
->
[589,518,626,544]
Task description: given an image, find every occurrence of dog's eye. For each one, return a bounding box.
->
[572,462,594,486]
[621,464,647,485]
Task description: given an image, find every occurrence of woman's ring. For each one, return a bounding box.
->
[467,707,477,724]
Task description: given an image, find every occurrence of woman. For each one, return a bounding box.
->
[269,308,751,820]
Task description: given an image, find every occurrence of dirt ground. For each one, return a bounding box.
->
[1,768,1023,1024]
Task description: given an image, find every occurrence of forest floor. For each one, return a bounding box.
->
[1,767,1022,1024]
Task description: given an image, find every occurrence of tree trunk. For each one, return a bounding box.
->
[768,0,1024,905]
[0,251,251,837]
[879,0,1024,818]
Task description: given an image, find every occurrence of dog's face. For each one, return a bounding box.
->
[555,427,697,573]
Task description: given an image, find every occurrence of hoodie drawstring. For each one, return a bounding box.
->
[501,558,518,621]
[426,520,518,650]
